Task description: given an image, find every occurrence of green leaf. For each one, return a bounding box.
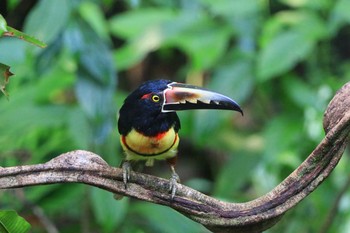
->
[110,8,179,70]
[198,0,261,18]
[282,76,317,108]
[131,203,205,233]
[0,72,71,151]
[0,210,31,233]
[214,152,258,201]
[113,44,146,70]
[91,188,128,233]
[280,0,332,9]
[112,9,230,71]
[64,19,117,144]
[79,1,110,41]
[257,11,326,81]
[328,0,350,34]
[24,0,72,44]
[257,31,313,81]
[210,60,254,102]
[39,185,84,213]
[109,8,177,39]
[0,36,27,65]
[262,115,303,169]
[171,22,230,70]
[0,14,8,36]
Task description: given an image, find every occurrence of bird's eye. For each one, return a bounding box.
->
[152,95,160,102]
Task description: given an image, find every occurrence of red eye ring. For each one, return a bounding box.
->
[141,93,152,99]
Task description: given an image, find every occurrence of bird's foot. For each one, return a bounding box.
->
[169,172,180,199]
[122,161,131,189]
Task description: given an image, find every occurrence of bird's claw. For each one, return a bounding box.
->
[122,161,131,189]
[169,172,180,199]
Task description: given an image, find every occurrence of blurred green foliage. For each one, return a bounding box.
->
[1,0,350,232]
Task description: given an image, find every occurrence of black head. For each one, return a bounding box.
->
[118,80,180,137]
[118,79,243,136]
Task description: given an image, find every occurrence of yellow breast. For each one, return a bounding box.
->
[120,128,179,165]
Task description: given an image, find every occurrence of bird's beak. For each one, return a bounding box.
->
[162,82,243,115]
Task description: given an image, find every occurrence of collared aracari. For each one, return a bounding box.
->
[118,79,242,198]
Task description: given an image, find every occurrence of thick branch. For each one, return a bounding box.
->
[0,82,350,233]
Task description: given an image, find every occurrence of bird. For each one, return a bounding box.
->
[117,79,243,198]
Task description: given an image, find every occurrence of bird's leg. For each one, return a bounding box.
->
[113,160,131,200]
[167,157,180,199]
[121,160,131,189]
[169,166,180,199]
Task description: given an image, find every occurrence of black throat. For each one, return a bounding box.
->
[118,108,180,137]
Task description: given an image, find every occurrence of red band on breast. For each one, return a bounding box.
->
[155,131,167,140]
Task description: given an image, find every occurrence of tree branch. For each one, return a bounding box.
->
[1,82,350,233]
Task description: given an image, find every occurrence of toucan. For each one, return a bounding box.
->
[118,79,242,198]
